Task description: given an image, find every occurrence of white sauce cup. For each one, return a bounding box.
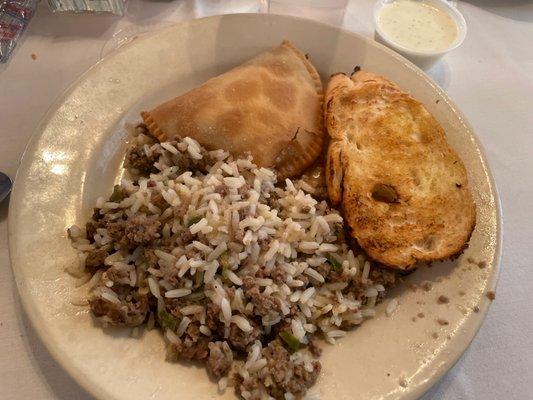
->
[373,0,467,70]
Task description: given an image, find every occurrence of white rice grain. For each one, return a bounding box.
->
[249,358,267,373]
[161,142,178,154]
[304,268,324,283]
[177,316,191,336]
[180,305,204,315]
[200,325,212,336]
[204,261,220,284]
[326,330,346,339]
[361,308,376,318]
[165,288,192,298]
[226,270,243,286]
[154,249,175,263]
[263,240,279,262]
[148,277,161,299]
[386,299,399,317]
[299,241,319,251]
[218,377,228,392]
[192,241,213,254]
[165,329,180,344]
[208,242,227,262]
[101,290,120,304]
[318,243,338,252]
[291,319,306,341]
[300,287,316,304]
[224,176,245,189]
[362,261,371,280]
[231,315,253,332]
[189,218,208,234]
[221,298,232,323]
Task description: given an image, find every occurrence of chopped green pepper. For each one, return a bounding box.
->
[194,270,204,288]
[219,251,230,268]
[221,266,229,280]
[109,185,125,203]
[219,251,230,282]
[279,331,301,352]
[184,288,205,301]
[326,254,343,273]
[158,309,176,331]
[186,216,202,227]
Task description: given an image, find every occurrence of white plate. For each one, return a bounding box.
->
[8,14,500,400]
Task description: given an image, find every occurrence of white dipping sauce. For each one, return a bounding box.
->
[378,0,458,53]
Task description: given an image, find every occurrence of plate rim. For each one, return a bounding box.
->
[8,13,502,400]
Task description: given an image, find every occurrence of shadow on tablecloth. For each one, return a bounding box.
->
[464,0,533,22]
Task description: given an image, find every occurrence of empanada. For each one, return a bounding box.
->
[141,41,325,179]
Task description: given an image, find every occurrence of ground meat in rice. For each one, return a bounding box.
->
[238,184,250,199]
[174,152,193,173]
[284,361,321,397]
[206,342,232,379]
[104,265,132,285]
[233,229,245,243]
[308,338,322,357]
[91,207,104,221]
[214,184,227,196]
[141,248,159,269]
[193,150,215,174]
[125,145,157,175]
[205,302,222,331]
[271,266,287,284]
[85,221,98,242]
[258,238,271,251]
[228,322,260,352]
[238,340,321,399]
[241,276,255,291]
[370,268,398,287]
[245,285,280,317]
[235,374,260,396]
[89,294,148,326]
[124,214,161,246]
[106,219,126,241]
[165,300,185,319]
[84,248,108,273]
[326,267,350,284]
[295,274,309,287]
[135,122,151,137]
[150,190,169,210]
[167,337,210,361]
[68,134,398,400]
[175,229,194,247]
[315,262,331,279]
[238,205,251,220]
[162,266,182,287]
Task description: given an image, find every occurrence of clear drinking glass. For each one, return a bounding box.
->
[262,0,349,26]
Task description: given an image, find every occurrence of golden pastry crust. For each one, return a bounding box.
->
[141,41,325,179]
[325,70,476,270]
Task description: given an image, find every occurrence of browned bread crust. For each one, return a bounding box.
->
[325,70,476,269]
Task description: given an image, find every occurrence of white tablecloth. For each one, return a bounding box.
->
[0,1,532,398]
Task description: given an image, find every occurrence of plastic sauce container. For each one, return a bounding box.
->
[373,0,466,69]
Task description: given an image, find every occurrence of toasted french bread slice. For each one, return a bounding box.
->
[325,69,476,269]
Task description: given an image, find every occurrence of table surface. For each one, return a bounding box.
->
[1,1,532,399]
